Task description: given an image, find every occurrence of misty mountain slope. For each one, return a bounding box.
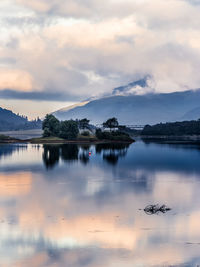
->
[54,89,200,125]
[182,107,200,121]
[0,107,27,124]
[112,76,150,95]
[0,107,27,131]
[0,107,42,131]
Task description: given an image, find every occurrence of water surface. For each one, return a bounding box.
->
[0,141,200,266]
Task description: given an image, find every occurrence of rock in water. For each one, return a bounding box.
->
[144,204,171,215]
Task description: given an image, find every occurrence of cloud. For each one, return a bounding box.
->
[0,89,80,101]
[0,57,16,65]
[14,0,200,22]
[3,16,51,28]
[0,0,200,113]
[0,69,34,91]
[15,0,112,18]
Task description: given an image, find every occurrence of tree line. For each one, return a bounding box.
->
[42,114,86,139]
[141,119,200,135]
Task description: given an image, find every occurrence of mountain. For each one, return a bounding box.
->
[0,107,42,131]
[112,75,152,96]
[55,101,89,116]
[0,107,27,130]
[54,76,153,121]
[181,107,200,121]
[53,78,200,125]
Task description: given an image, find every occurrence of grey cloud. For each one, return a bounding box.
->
[47,66,89,91]
[0,89,81,102]
[2,15,53,28]
[0,57,16,65]
[184,0,200,5]
[6,38,19,49]
[14,0,140,20]
[115,35,135,44]
[14,0,200,23]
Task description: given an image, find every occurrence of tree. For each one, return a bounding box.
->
[42,114,60,137]
[79,118,90,129]
[103,117,119,131]
[59,120,79,139]
[43,127,51,137]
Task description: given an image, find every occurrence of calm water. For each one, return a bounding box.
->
[0,141,200,267]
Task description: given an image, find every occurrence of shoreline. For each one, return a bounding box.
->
[30,139,134,144]
[2,134,200,145]
[0,138,134,145]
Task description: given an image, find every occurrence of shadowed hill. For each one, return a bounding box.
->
[0,107,42,131]
[0,107,27,130]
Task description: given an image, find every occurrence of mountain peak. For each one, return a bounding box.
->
[112,75,153,96]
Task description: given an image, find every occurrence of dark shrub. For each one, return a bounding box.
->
[42,114,60,137]
[59,120,79,139]
[82,131,90,136]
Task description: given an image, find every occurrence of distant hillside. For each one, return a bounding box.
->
[0,107,42,131]
[53,88,200,125]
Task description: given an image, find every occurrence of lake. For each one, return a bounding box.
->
[0,141,200,266]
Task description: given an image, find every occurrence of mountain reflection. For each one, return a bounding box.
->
[0,144,27,159]
[42,143,131,168]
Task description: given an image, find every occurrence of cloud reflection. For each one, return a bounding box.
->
[0,142,200,266]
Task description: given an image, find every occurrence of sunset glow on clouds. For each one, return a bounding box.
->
[1,0,200,117]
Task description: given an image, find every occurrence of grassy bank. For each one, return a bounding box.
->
[0,134,20,143]
[30,135,134,144]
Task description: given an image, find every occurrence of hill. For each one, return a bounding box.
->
[181,107,200,121]
[53,88,200,125]
[0,107,27,131]
[0,107,42,131]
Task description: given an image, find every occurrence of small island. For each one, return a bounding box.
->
[32,115,134,144]
[0,115,134,144]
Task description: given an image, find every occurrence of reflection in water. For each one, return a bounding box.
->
[42,145,60,169]
[96,143,129,165]
[1,141,200,266]
[42,144,79,169]
[42,143,130,168]
[0,144,27,159]
[61,144,79,162]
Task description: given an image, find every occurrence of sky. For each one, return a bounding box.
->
[0,0,200,118]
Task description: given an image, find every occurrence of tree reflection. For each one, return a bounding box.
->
[61,145,79,162]
[79,145,91,165]
[43,145,60,169]
[43,144,79,169]
[42,143,131,168]
[103,153,119,165]
[96,143,130,166]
